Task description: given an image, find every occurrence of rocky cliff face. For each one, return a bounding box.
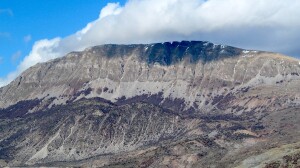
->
[1,41,300,113]
[1,41,300,167]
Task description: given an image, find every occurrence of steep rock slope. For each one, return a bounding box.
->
[1,41,300,167]
[1,41,300,113]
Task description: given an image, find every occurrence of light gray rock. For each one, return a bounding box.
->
[1,41,300,114]
[1,41,300,167]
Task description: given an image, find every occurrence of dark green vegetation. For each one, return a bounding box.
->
[0,97,300,167]
[264,152,300,168]
[0,41,300,167]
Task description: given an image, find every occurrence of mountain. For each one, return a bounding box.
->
[1,41,300,167]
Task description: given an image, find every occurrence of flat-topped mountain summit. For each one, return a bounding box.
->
[1,41,300,167]
[82,41,243,65]
[1,41,299,112]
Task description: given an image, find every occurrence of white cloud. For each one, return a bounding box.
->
[99,3,123,19]
[0,38,61,87]
[18,38,61,73]
[24,35,32,43]
[11,51,22,63]
[0,71,18,87]
[1,0,300,87]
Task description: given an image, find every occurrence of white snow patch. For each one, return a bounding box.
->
[242,54,254,58]
[185,47,190,52]
[213,44,217,49]
[243,50,250,54]
[220,49,226,54]
[203,42,209,46]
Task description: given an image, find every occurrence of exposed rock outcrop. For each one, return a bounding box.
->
[1,41,300,167]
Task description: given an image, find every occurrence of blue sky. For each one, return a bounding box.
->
[1,0,300,86]
[0,0,125,77]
